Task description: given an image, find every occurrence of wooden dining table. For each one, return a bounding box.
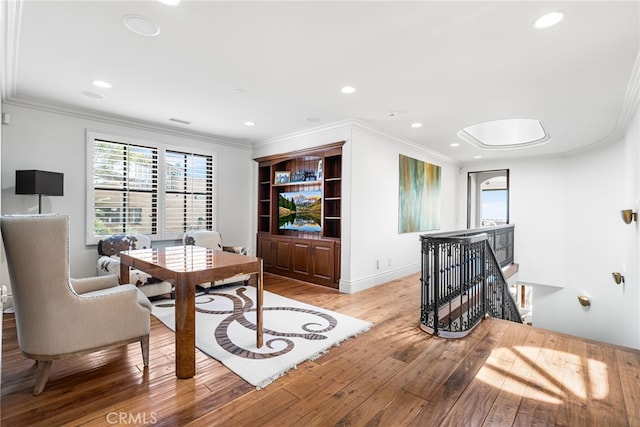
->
[119,245,263,379]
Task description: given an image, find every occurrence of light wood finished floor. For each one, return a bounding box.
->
[2,273,640,426]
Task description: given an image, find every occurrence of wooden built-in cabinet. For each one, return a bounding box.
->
[255,142,343,288]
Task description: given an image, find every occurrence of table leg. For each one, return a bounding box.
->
[257,259,263,348]
[174,277,196,379]
[119,261,130,285]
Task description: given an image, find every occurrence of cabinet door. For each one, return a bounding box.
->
[292,241,312,277]
[334,241,341,284]
[311,241,334,282]
[257,235,274,270]
[274,239,292,273]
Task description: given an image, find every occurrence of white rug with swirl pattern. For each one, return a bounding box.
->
[152,285,372,388]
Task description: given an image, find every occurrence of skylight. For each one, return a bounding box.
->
[457,119,550,150]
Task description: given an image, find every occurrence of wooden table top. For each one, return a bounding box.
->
[120,245,261,283]
[121,245,257,270]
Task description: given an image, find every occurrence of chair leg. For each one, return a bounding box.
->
[33,360,53,395]
[141,335,150,367]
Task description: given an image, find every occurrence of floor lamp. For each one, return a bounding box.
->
[15,170,64,214]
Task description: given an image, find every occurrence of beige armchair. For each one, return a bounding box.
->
[182,230,250,290]
[0,214,152,395]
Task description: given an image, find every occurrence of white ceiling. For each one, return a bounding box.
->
[2,1,639,163]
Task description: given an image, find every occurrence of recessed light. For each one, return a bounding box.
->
[123,15,160,37]
[92,80,112,89]
[450,143,460,147]
[244,121,255,127]
[474,155,483,159]
[158,0,180,5]
[341,86,356,94]
[410,122,423,128]
[82,91,105,99]
[533,11,564,29]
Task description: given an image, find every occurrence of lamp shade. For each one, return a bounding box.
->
[15,170,64,196]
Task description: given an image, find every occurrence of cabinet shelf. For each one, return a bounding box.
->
[273,180,322,187]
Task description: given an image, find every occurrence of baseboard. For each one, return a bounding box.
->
[339,263,420,294]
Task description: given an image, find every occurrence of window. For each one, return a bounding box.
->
[480,188,508,226]
[467,169,509,228]
[164,150,213,232]
[86,131,215,244]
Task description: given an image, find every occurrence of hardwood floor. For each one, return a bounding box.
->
[2,273,640,426]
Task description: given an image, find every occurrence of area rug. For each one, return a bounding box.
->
[152,285,372,388]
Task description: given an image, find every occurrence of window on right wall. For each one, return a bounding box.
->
[467,169,509,229]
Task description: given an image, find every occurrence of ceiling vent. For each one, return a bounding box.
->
[169,117,191,125]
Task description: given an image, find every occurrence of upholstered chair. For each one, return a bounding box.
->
[1,214,152,395]
[97,233,172,298]
[182,230,250,290]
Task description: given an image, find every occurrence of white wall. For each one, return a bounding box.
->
[461,157,567,286]
[460,107,640,349]
[0,104,254,285]
[621,107,640,348]
[559,138,630,346]
[344,125,459,293]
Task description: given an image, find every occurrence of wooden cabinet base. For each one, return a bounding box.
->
[257,234,339,289]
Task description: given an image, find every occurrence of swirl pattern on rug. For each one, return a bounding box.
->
[157,287,338,359]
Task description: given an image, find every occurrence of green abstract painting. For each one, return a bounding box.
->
[398,154,441,233]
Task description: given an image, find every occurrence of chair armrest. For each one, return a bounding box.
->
[222,245,248,255]
[97,255,120,275]
[97,255,155,286]
[71,275,119,294]
[80,284,153,312]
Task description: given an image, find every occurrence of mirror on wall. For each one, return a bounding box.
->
[467,169,509,229]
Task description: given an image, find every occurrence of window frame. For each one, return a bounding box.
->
[466,169,510,229]
[86,130,216,245]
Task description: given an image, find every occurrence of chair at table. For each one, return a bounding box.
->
[0,214,152,395]
[182,230,250,291]
[97,233,173,298]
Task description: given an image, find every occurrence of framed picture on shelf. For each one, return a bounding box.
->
[274,171,291,184]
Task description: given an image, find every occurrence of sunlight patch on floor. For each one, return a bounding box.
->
[476,346,609,404]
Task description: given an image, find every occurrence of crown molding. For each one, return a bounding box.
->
[0,0,22,100]
[257,117,456,164]
[255,119,354,148]
[567,50,640,156]
[4,95,253,150]
[350,119,457,164]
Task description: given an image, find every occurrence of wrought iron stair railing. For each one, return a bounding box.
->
[420,225,522,338]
